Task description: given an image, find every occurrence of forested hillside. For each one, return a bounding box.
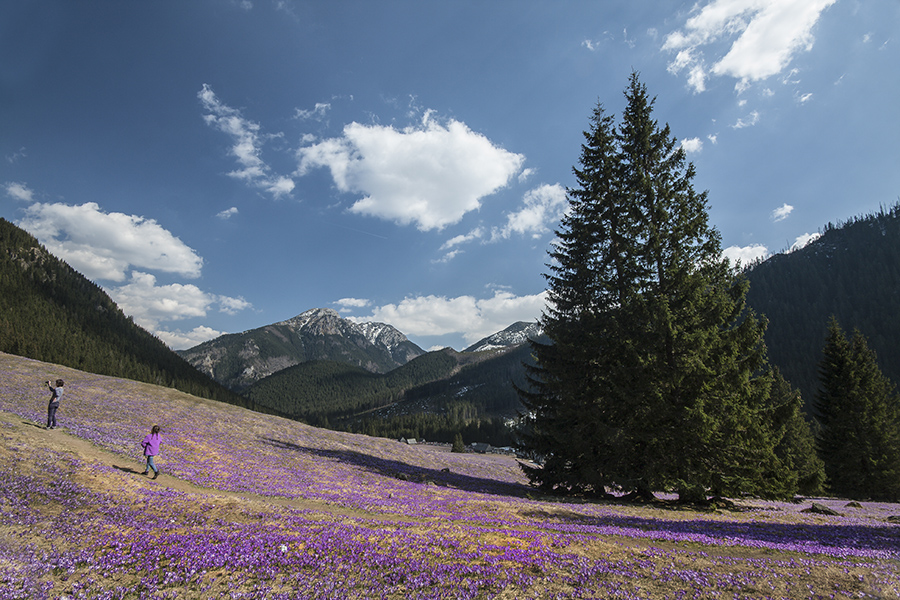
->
[245,345,533,445]
[0,218,247,407]
[746,204,900,410]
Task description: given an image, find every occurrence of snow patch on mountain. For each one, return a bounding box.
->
[464,321,542,353]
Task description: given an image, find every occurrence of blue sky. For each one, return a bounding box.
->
[2,1,897,351]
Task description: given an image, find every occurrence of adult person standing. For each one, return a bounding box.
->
[45,379,64,429]
[140,425,161,479]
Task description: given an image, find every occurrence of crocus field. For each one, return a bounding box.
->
[1,352,898,600]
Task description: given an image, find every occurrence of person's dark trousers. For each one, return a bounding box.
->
[47,403,58,428]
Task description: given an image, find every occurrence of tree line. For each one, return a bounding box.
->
[745,204,900,412]
[244,345,532,445]
[0,218,247,408]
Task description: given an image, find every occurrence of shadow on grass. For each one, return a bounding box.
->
[518,507,900,557]
[258,437,900,557]
[112,464,143,474]
[260,436,531,498]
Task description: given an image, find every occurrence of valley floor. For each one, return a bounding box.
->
[1,352,898,599]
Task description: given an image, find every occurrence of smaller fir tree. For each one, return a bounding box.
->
[769,368,825,496]
[815,318,900,500]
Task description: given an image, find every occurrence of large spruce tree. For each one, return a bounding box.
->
[520,73,793,501]
[815,318,900,500]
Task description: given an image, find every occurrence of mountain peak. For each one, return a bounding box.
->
[464,321,542,353]
[179,308,425,391]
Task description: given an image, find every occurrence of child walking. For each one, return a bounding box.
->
[141,425,161,479]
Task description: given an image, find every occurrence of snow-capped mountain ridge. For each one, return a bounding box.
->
[464,321,542,353]
[179,308,425,391]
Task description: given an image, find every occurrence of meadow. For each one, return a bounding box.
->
[0,352,897,600]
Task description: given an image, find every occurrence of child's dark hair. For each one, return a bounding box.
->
[151,425,161,435]
[56,379,64,387]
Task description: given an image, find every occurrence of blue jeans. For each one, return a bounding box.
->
[145,455,158,474]
[47,403,59,428]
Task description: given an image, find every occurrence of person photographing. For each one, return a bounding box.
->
[45,379,64,429]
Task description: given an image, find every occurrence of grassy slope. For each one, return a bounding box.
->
[1,351,899,600]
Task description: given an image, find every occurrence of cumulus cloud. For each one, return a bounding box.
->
[350,290,547,346]
[106,271,250,347]
[198,84,295,198]
[722,244,769,266]
[4,181,34,202]
[492,184,567,240]
[17,202,203,282]
[155,325,225,351]
[771,203,793,222]
[334,297,371,311]
[108,272,212,325]
[663,0,838,93]
[218,295,253,315]
[681,137,703,153]
[296,114,524,231]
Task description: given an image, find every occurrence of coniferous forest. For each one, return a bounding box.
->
[0,218,247,408]
[245,345,532,446]
[745,204,900,412]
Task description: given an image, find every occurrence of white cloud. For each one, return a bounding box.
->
[155,326,224,351]
[105,271,250,346]
[707,134,718,144]
[681,137,703,153]
[440,227,485,251]
[350,290,547,345]
[732,110,760,129]
[296,114,524,231]
[790,232,821,251]
[797,92,813,104]
[722,244,769,266]
[218,295,252,315]
[492,184,567,240]
[107,272,213,326]
[664,0,838,93]
[17,202,203,282]
[771,203,793,222]
[198,84,295,198]
[4,181,34,202]
[295,102,331,121]
[5,148,27,164]
[335,297,371,310]
[217,207,239,219]
[518,168,535,183]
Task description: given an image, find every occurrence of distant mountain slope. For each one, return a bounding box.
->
[745,205,900,409]
[178,308,425,391]
[245,342,535,446]
[464,321,541,353]
[0,218,244,407]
